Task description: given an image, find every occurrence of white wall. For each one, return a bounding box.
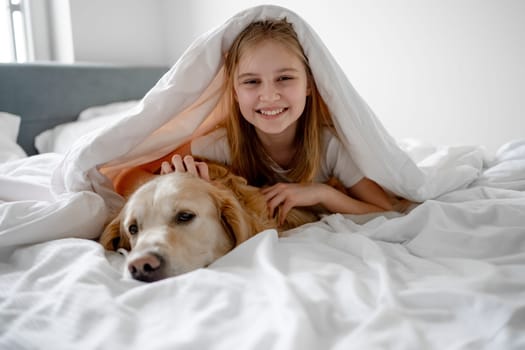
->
[48,0,74,62]
[68,0,167,65]
[31,0,525,154]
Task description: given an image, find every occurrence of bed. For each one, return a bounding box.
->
[0,63,168,156]
[1,6,525,350]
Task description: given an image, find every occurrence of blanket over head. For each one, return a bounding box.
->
[1,5,484,249]
[56,5,482,201]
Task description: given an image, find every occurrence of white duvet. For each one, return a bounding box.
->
[1,5,525,350]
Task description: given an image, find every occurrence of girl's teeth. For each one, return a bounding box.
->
[260,108,284,116]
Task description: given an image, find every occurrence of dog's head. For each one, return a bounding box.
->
[99,171,254,282]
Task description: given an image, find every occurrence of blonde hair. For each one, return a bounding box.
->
[223,19,334,186]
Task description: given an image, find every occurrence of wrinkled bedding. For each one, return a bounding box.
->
[1,4,525,350]
[1,139,524,349]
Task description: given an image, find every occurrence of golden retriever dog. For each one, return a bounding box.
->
[99,161,319,282]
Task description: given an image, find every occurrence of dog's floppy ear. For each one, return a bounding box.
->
[98,213,130,251]
[211,186,253,246]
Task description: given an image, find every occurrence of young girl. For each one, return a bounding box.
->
[115,19,398,223]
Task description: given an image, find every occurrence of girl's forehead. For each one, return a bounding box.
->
[237,39,304,72]
[241,39,293,57]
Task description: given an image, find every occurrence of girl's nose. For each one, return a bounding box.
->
[259,83,280,101]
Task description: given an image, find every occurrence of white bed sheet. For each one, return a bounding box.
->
[1,139,524,350]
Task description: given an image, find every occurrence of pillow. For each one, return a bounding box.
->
[77,100,138,121]
[0,112,28,162]
[35,100,138,154]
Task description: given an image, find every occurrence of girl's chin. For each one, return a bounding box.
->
[254,121,294,135]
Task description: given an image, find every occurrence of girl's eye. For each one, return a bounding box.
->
[278,76,293,81]
[128,224,139,235]
[243,79,259,85]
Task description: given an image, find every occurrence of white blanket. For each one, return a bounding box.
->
[1,179,524,349]
[1,5,525,349]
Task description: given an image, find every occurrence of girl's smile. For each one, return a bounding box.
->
[257,107,288,119]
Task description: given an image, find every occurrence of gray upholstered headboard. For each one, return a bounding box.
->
[0,63,169,155]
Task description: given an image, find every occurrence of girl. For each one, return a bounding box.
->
[115,19,399,223]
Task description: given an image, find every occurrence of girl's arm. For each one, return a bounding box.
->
[346,177,393,211]
[262,177,402,225]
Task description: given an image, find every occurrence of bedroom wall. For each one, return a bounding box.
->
[67,0,168,66]
[31,0,525,154]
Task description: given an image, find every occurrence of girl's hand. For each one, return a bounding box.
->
[391,197,415,213]
[160,154,210,181]
[261,182,327,224]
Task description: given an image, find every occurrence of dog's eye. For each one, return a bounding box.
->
[175,211,195,224]
[128,224,139,235]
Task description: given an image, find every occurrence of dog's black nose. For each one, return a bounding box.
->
[128,253,164,282]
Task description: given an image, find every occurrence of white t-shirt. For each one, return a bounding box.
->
[191,128,364,188]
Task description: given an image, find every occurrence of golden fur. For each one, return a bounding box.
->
[99,161,319,282]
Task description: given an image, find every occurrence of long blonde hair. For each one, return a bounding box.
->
[223,19,333,186]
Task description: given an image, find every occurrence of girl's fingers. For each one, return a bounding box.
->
[195,162,210,181]
[171,154,186,172]
[279,202,294,225]
[160,161,173,175]
[182,155,199,176]
[262,189,275,202]
[261,184,280,200]
[167,154,210,181]
[267,193,287,218]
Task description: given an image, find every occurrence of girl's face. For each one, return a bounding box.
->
[233,40,309,139]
